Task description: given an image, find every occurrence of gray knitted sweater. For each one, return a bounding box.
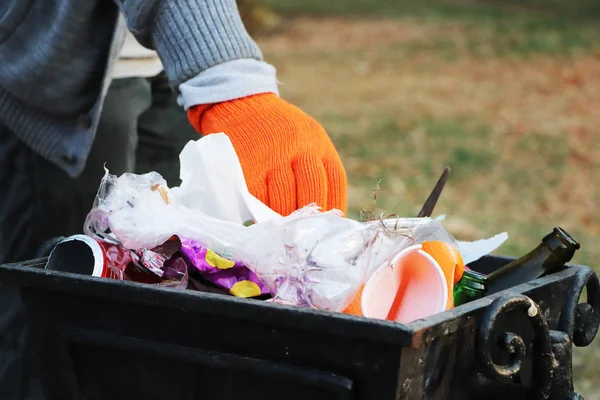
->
[0,0,279,178]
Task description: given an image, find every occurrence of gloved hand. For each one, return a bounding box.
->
[187,93,347,216]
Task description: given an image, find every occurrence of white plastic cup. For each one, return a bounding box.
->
[360,244,448,324]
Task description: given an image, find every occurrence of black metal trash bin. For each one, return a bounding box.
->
[0,255,598,400]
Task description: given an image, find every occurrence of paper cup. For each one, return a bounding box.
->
[45,234,127,279]
[360,244,448,324]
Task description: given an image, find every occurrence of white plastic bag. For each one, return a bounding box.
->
[84,134,280,253]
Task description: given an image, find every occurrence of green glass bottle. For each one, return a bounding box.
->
[453,269,486,306]
[454,227,580,306]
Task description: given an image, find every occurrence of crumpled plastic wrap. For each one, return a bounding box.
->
[83,133,505,311]
[246,209,467,311]
[159,256,190,289]
[129,235,182,278]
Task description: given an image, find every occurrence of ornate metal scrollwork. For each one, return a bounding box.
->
[477,294,554,399]
[558,267,600,347]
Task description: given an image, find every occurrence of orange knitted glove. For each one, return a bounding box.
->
[187,93,347,216]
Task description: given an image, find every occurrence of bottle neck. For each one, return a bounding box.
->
[454,270,487,306]
[459,270,486,291]
[541,226,580,262]
[485,227,579,292]
[485,242,547,282]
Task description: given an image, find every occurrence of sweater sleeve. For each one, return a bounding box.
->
[114,0,267,88]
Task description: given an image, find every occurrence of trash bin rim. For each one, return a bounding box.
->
[0,260,416,346]
[0,256,589,347]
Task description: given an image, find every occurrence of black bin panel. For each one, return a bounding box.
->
[49,330,354,400]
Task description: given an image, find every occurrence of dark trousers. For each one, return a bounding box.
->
[0,72,199,399]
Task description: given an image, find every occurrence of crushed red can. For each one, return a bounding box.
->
[45,234,131,280]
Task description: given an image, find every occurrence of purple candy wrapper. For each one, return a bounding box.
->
[180,239,269,298]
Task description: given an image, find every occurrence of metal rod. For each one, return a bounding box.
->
[417,166,450,218]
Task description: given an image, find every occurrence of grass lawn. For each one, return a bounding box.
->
[254,0,600,396]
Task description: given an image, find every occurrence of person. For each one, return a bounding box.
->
[111,30,201,189]
[0,1,347,398]
[0,3,349,264]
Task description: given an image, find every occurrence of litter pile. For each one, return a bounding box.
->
[44,134,578,324]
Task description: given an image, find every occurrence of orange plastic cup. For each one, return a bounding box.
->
[420,240,465,309]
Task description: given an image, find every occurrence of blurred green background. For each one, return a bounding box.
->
[238,0,600,397]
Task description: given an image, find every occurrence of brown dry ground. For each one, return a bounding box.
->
[255,2,600,395]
